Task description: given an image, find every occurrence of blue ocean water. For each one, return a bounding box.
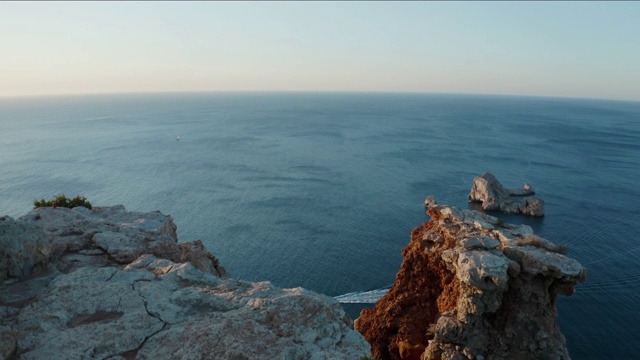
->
[1,92,639,358]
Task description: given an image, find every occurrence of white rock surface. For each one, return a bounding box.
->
[428,200,585,359]
[14,206,227,277]
[0,206,369,359]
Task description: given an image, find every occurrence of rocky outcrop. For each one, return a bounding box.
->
[12,205,227,278]
[355,197,585,360]
[0,206,370,359]
[468,172,545,216]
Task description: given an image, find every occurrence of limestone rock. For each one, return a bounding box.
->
[17,206,227,277]
[460,236,500,250]
[469,172,545,216]
[355,199,585,360]
[0,216,50,281]
[0,205,369,359]
[8,256,368,359]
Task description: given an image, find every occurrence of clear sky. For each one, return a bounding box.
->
[1,1,639,101]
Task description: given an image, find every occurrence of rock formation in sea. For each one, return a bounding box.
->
[0,206,370,359]
[355,196,585,360]
[469,172,545,216]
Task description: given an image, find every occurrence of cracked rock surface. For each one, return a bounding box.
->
[355,198,585,360]
[0,206,369,359]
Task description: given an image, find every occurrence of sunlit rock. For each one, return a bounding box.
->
[0,205,369,359]
[355,198,584,360]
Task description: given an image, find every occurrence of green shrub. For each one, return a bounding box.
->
[33,194,93,210]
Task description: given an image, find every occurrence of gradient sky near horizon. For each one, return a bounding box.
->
[1,1,639,101]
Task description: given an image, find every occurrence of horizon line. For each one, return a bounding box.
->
[1,89,638,104]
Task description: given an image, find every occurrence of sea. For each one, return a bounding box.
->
[1,92,638,358]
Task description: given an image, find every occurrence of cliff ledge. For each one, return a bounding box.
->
[0,206,370,359]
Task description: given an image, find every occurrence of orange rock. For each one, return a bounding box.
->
[355,216,460,360]
[397,340,425,360]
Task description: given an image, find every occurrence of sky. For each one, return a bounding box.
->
[1,1,639,101]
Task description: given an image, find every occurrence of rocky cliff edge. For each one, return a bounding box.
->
[355,197,585,360]
[0,206,370,359]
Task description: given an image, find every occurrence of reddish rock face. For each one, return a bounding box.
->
[355,218,461,360]
[355,200,585,360]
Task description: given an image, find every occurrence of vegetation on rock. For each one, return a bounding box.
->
[33,194,93,210]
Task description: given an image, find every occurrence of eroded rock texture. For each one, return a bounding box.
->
[469,172,545,216]
[355,198,585,360]
[0,216,50,281]
[0,206,369,359]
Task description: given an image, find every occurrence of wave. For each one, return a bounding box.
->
[334,286,391,304]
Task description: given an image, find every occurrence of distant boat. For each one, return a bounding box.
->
[176,135,181,141]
